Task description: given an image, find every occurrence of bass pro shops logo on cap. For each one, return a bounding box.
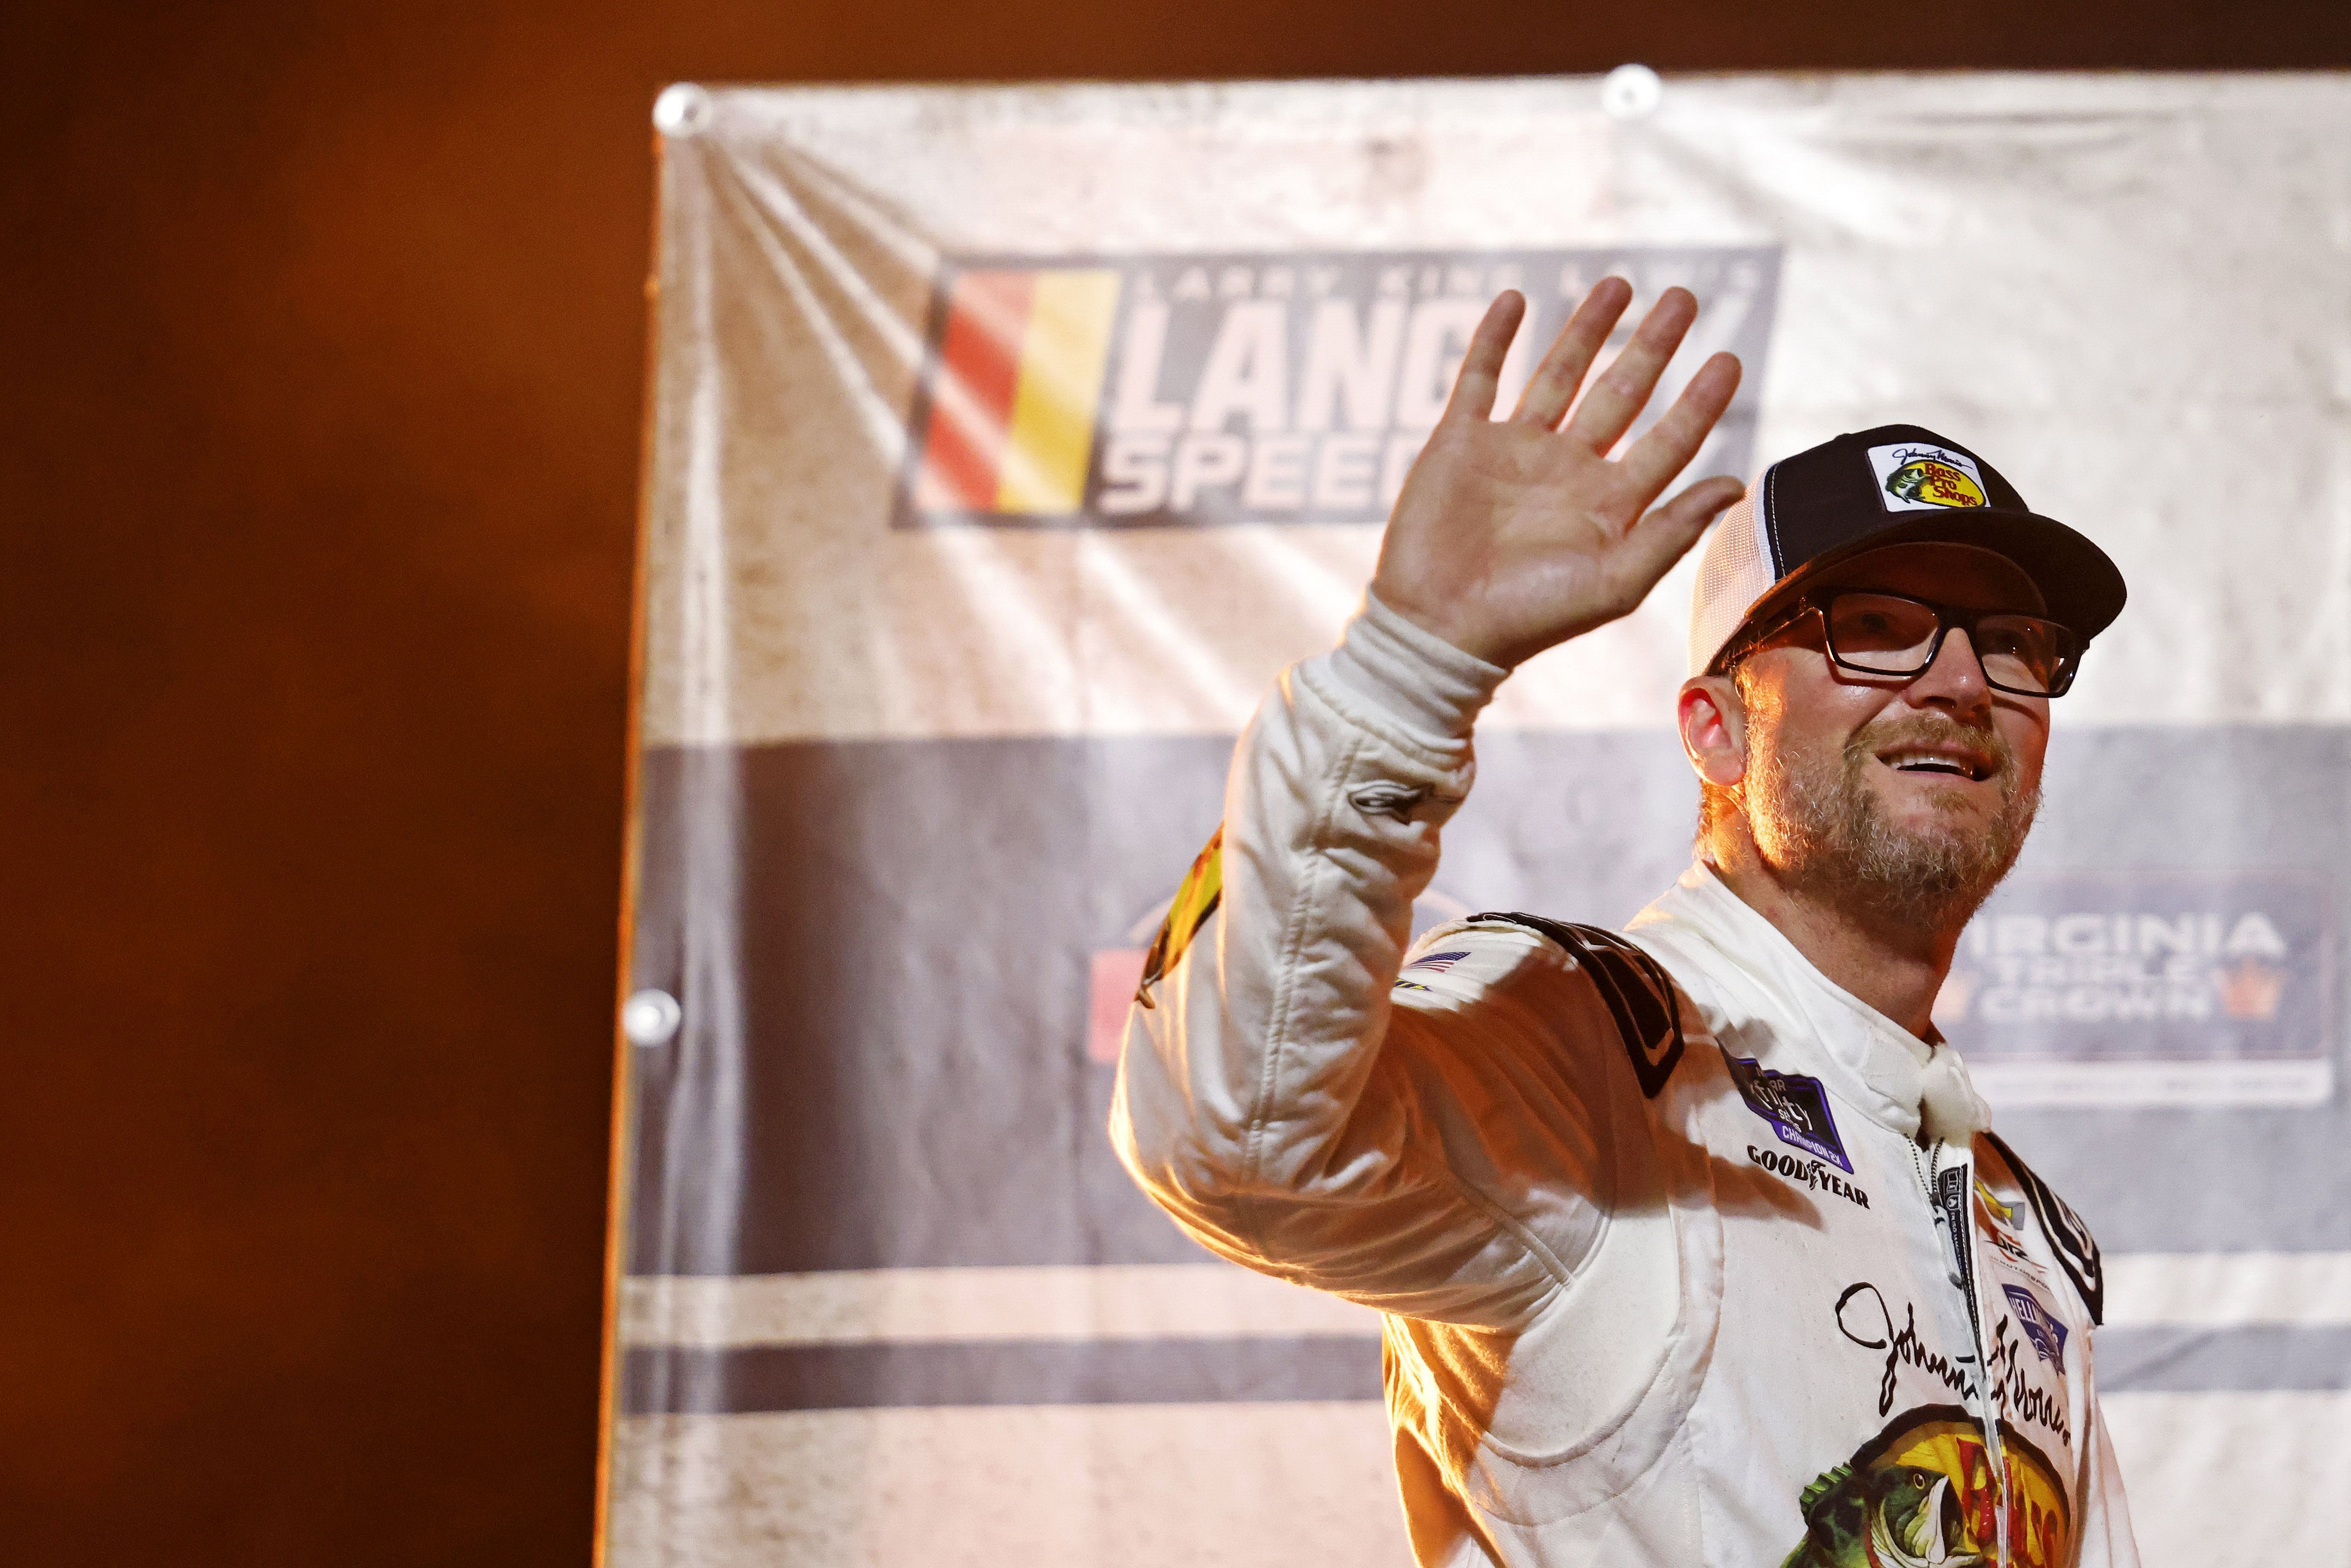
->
[1868,443,1989,512]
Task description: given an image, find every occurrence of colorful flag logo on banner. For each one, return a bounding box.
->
[912,268,1124,517]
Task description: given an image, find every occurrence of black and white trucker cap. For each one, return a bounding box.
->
[1687,424,2128,677]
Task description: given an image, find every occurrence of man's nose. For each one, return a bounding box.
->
[1906,626,1994,717]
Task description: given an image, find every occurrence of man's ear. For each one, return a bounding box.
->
[1678,675,1747,788]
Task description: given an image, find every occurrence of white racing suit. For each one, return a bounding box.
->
[1110,595,2139,1568]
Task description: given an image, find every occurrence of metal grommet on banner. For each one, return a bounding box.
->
[1601,64,1663,120]
[622,988,683,1047]
[653,84,713,138]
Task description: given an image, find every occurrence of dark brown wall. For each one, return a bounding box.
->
[5,0,2344,1560]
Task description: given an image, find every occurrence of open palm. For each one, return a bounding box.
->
[1371,279,1745,670]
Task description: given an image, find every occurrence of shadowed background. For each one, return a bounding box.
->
[6,0,2347,1560]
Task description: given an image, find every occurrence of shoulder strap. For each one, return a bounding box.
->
[1983,1130,2106,1325]
[1475,912,1686,1099]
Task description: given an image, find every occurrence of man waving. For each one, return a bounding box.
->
[1112,278,2138,1567]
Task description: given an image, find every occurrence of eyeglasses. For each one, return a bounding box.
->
[1725,589,2084,698]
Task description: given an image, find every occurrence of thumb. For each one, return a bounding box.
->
[1612,475,1745,595]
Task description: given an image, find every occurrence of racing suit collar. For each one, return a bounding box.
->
[1628,861,1987,1145]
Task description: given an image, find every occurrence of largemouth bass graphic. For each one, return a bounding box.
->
[1778,1408,2070,1568]
[1780,1462,1980,1568]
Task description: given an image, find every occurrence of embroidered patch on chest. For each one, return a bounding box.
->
[1721,1047,1853,1173]
[2002,1283,2070,1373]
[1976,1180,2047,1277]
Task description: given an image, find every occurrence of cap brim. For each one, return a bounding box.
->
[1720,509,2127,670]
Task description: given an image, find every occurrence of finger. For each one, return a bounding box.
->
[1609,474,1749,598]
[1439,291,1526,425]
[1565,286,1699,454]
[1617,351,1743,505]
[1508,276,1633,429]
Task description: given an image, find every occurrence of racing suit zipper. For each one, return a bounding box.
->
[1913,1139,2011,1567]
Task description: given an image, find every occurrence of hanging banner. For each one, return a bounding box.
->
[606,73,2351,1568]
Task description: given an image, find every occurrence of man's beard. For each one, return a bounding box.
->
[1743,712,2041,933]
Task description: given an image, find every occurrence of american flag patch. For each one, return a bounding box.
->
[1403,950,1471,974]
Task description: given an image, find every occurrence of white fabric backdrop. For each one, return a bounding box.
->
[608,72,2351,1566]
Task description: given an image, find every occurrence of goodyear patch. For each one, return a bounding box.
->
[1135,826,1223,1007]
[1867,441,1988,512]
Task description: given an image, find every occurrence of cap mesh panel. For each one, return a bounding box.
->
[1687,481,1774,675]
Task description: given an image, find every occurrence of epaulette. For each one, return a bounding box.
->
[1983,1130,2105,1325]
[1474,912,1686,1099]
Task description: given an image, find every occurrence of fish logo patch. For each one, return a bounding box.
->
[1868,442,1989,513]
[1782,1407,2071,1568]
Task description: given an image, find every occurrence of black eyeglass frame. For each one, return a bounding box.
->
[1717,588,2086,698]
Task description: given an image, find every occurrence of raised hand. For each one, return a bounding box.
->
[1369,278,1745,670]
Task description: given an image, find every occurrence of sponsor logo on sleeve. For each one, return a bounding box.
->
[1723,1048,1853,1172]
[1393,943,1471,992]
[1134,827,1223,1007]
[1867,441,1990,512]
[1348,781,1458,822]
[898,248,1780,528]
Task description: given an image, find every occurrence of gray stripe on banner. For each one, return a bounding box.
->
[627,730,2351,1277]
[2098,1325,2351,1392]
[621,1337,1385,1414]
[621,1326,2351,1413]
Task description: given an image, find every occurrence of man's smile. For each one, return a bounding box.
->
[1874,739,1997,784]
